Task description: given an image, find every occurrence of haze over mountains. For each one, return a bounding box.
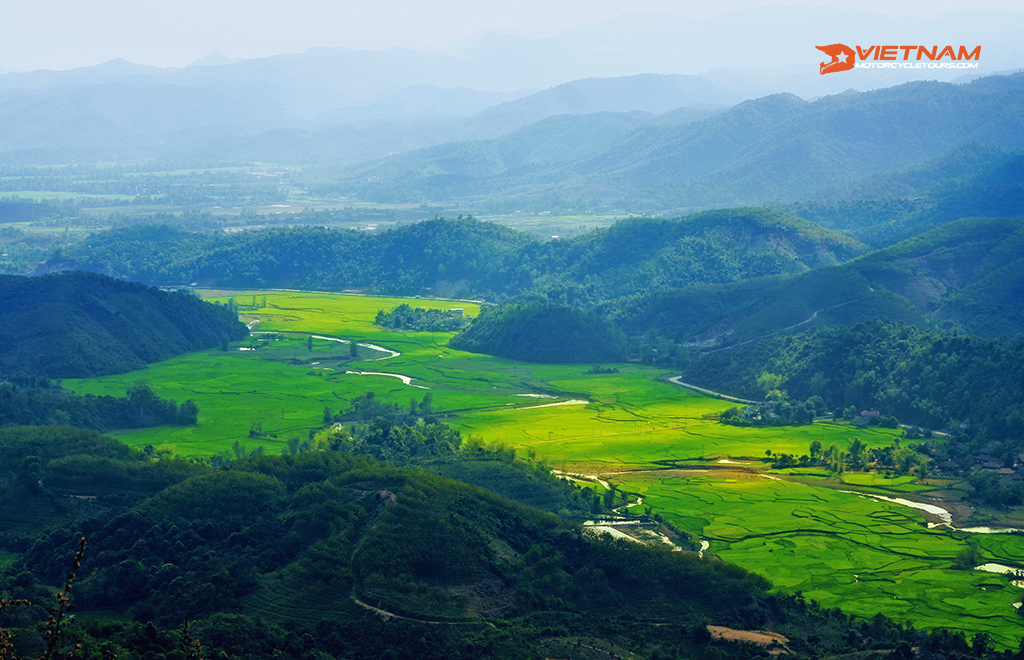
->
[0,7,1021,165]
[333,73,1024,214]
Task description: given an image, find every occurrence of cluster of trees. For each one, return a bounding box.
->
[330,391,433,425]
[326,418,461,465]
[375,304,469,332]
[720,391,822,427]
[0,381,198,431]
[969,470,1024,509]
[767,437,928,477]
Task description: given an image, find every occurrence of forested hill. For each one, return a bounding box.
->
[0,271,248,378]
[777,144,1024,246]
[0,437,945,660]
[679,319,1024,463]
[48,210,867,302]
[612,216,1024,346]
[449,303,627,363]
[849,217,1024,338]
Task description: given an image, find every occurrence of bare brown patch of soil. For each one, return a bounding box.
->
[708,625,790,653]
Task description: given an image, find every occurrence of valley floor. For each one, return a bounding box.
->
[59,289,1024,649]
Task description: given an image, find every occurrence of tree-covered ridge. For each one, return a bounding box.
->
[0,426,206,539]
[602,215,1024,355]
[7,449,770,645]
[681,319,1024,450]
[521,208,868,306]
[450,303,627,363]
[612,265,926,352]
[848,217,1024,338]
[777,144,1024,246]
[0,431,1001,659]
[51,210,868,304]
[0,271,248,378]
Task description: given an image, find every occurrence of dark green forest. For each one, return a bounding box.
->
[0,271,248,379]
[450,303,627,363]
[0,427,993,660]
[0,379,199,431]
[682,319,1024,442]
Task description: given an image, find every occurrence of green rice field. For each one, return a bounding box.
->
[61,289,1024,647]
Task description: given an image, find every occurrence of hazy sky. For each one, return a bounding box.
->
[3,0,1020,71]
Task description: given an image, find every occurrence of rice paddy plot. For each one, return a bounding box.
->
[840,472,934,493]
[615,470,1024,648]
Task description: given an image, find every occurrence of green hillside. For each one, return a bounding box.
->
[5,431,976,660]
[614,266,925,349]
[849,217,1024,337]
[0,445,802,659]
[605,216,1023,349]
[53,210,868,306]
[0,271,248,378]
[778,145,1024,245]
[450,303,627,363]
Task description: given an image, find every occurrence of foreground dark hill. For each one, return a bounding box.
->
[0,271,248,378]
[343,73,1024,210]
[50,210,867,304]
[1,437,951,659]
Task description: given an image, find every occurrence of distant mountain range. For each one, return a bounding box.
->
[335,73,1024,212]
[777,144,1024,245]
[0,7,1021,165]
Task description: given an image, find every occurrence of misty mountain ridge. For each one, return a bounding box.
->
[0,7,1020,165]
[4,7,1019,94]
[332,72,1024,211]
